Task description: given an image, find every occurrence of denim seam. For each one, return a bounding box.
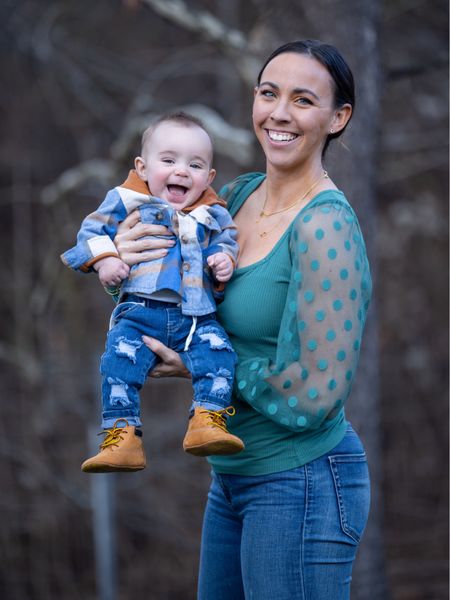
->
[300,464,310,600]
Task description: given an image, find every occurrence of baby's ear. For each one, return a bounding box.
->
[207,168,216,187]
[134,156,147,180]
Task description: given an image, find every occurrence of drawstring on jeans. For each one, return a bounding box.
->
[184,316,198,351]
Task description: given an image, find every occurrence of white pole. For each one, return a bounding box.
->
[88,425,117,600]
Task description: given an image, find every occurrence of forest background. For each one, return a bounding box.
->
[1,0,448,599]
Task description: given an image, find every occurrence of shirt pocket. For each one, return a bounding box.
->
[328,452,370,544]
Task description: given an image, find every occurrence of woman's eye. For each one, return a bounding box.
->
[260,89,276,98]
[296,97,313,106]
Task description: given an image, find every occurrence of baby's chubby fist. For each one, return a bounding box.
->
[207,252,234,283]
[94,256,130,287]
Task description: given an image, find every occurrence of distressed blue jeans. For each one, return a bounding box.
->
[100,297,237,427]
[198,425,370,599]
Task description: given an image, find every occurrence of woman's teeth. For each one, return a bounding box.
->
[268,131,298,142]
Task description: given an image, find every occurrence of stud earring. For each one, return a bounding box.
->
[330,129,335,134]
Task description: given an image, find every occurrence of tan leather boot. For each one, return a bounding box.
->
[81,419,146,473]
[183,407,245,457]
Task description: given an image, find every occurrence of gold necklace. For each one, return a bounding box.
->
[256,170,328,238]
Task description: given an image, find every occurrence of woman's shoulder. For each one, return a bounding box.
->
[218,172,265,212]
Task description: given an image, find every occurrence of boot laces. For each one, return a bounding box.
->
[98,418,129,450]
[200,406,236,432]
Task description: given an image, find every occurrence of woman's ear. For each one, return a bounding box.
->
[331,103,353,134]
[134,156,147,180]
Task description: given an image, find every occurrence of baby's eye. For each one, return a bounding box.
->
[162,158,174,164]
[190,163,203,169]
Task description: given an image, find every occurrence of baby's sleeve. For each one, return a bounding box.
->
[60,188,127,271]
[235,200,372,432]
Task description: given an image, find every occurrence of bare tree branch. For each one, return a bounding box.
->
[140,0,261,83]
[42,106,254,206]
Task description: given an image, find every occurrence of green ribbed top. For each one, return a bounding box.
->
[208,173,372,476]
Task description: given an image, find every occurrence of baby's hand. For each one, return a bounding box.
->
[207,253,234,283]
[94,256,130,287]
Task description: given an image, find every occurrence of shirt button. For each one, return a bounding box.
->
[156,212,163,221]
[182,262,190,272]
[181,234,189,243]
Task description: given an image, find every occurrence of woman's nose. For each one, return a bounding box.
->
[270,99,291,122]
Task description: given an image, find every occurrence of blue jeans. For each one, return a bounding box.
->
[100,297,237,427]
[198,425,370,600]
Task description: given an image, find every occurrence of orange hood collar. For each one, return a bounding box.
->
[119,170,226,211]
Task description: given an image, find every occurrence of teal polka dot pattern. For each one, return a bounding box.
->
[315,310,326,322]
[307,339,318,351]
[337,350,346,361]
[232,190,372,435]
[333,299,343,311]
[304,290,315,303]
[299,241,308,253]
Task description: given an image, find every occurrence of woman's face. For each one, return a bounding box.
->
[252,52,348,172]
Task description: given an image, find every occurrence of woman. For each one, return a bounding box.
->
[115,40,372,600]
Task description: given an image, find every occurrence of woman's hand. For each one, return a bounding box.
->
[115,210,175,266]
[143,336,191,379]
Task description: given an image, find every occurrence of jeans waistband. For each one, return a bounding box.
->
[123,294,180,309]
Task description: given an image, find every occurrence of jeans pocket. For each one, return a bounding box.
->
[109,301,143,329]
[329,453,370,544]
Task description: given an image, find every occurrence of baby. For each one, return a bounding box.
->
[61,112,244,472]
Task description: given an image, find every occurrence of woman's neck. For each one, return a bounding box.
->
[263,160,330,212]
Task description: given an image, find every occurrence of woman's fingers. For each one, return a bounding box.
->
[143,336,190,379]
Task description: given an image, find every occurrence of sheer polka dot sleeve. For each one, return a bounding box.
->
[235,197,372,432]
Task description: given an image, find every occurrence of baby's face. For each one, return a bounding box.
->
[135,121,215,210]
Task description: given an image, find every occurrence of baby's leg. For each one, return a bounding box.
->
[180,317,243,456]
[100,302,160,428]
[181,318,237,413]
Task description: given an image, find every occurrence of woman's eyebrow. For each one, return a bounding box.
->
[259,80,320,101]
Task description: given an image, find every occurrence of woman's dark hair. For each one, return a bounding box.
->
[257,40,355,156]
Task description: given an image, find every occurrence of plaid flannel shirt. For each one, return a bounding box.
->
[61,171,239,316]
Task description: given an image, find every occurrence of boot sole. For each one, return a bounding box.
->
[81,463,146,473]
[184,441,244,457]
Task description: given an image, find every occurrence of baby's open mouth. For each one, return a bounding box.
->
[167,184,188,197]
